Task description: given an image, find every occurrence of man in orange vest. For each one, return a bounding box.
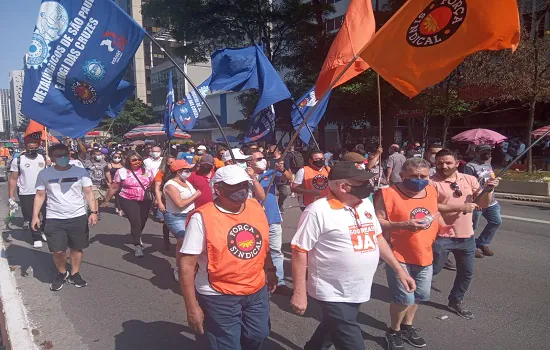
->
[179,164,278,349]
[291,150,331,211]
[375,158,454,350]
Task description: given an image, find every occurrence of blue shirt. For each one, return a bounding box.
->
[258,169,282,225]
[177,152,194,164]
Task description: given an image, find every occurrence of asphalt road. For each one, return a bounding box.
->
[1,181,549,350]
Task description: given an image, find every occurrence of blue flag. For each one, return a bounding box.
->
[173,76,211,131]
[162,71,175,139]
[244,105,275,143]
[209,45,291,117]
[105,80,134,119]
[21,0,145,138]
[292,86,332,145]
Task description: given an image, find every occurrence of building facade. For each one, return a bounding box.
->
[0,89,11,136]
[9,70,25,134]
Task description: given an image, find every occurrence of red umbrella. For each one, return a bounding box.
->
[532,126,550,138]
[451,128,507,145]
[124,123,191,139]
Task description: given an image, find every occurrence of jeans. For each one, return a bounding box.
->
[196,285,270,350]
[386,263,433,305]
[155,207,164,221]
[268,224,285,286]
[118,197,152,246]
[304,299,364,350]
[433,236,476,303]
[472,203,502,247]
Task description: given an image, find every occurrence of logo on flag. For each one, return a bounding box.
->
[407,0,467,47]
[82,59,106,81]
[71,80,97,104]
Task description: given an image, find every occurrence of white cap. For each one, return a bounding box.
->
[212,165,251,185]
[222,148,251,163]
[197,145,207,150]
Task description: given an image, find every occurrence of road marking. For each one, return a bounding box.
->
[501,215,550,225]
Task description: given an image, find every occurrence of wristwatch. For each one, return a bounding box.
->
[90,211,99,214]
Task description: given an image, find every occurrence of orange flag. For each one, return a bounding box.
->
[360,0,520,98]
[25,120,45,139]
[315,0,375,98]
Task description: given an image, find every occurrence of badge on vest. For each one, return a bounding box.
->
[410,207,433,229]
[227,223,263,260]
[312,174,328,190]
[364,211,373,220]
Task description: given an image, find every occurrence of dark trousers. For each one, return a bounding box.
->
[197,286,270,350]
[18,192,45,241]
[304,299,364,350]
[118,197,152,246]
[433,236,476,303]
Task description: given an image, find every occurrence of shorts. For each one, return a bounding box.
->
[44,215,90,252]
[164,211,189,239]
[92,186,107,200]
[386,262,432,305]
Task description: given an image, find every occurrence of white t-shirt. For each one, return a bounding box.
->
[143,157,163,176]
[10,154,46,195]
[292,167,305,207]
[163,179,196,214]
[69,159,84,168]
[35,165,93,219]
[290,197,382,303]
[180,204,243,296]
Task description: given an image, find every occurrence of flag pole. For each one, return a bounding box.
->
[145,32,236,163]
[290,98,321,150]
[44,127,49,156]
[376,74,383,187]
[263,55,362,201]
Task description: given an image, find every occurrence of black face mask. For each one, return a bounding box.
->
[348,183,374,199]
[26,149,38,158]
[312,160,325,168]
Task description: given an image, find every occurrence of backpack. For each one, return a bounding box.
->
[289,151,304,171]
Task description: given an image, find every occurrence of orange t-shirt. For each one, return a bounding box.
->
[380,185,439,266]
[214,157,225,170]
[154,170,164,183]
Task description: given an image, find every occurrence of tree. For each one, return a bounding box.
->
[109,99,157,137]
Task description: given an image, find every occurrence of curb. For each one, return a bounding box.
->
[0,194,38,350]
[495,192,550,203]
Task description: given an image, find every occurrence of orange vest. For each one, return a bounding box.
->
[380,184,439,266]
[189,199,269,295]
[302,165,331,206]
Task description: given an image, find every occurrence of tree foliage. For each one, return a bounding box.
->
[109,99,157,137]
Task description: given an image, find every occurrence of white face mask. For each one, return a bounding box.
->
[189,149,195,153]
[256,159,267,171]
[238,162,248,170]
[95,155,103,161]
[179,171,191,180]
[112,157,121,163]
[151,151,161,159]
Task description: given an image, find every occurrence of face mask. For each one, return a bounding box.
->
[95,155,103,161]
[179,171,191,180]
[197,150,204,155]
[151,151,161,158]
[312,159,325,168]
[259,148,264,153]
[26,149,38,157]
[348,183,373,199]
[112,157,121,163]
[224,188,249,203]
[55,156,70,167]
[189,149,195,153]
[402,178,429,192]
[256,159,267,171]
[238,162,248,170]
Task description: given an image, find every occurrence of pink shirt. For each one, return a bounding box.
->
[114,168,154,201]
[429,172,480,238]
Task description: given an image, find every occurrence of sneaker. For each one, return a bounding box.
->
[400,326,426,348]
[173,267,179,282]
[67,273,88,288]
[448,301,474,320]
[385,330,405,350]
[140,238,144,247]
[443,259,457,271]
[273,285,293,296]
[41,232,47,242]
[475,248,484,259]
[50,271,69,291]
[33,240,43,248]
[480,246,494,256]
[118,210,125,217]
[134,245,144,257]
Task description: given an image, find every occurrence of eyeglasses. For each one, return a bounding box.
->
[254,157,265,161]
[130,158,141,163]
[450,182,462,197]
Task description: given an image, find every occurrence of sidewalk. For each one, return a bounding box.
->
[495,191,550,203]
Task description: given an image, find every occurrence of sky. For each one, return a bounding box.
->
[0,0,42,89]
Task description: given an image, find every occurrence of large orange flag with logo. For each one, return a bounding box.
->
[360,0,520,98]
[25,120,59,143]
[315,0,375,98]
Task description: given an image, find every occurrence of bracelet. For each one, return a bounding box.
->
[90,211,99,214]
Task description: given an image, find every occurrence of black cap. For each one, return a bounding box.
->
[329,161,376,181]
[476,144,493,152]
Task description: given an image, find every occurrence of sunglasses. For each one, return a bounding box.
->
[130,159,142,163]
[450,182,462,197]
